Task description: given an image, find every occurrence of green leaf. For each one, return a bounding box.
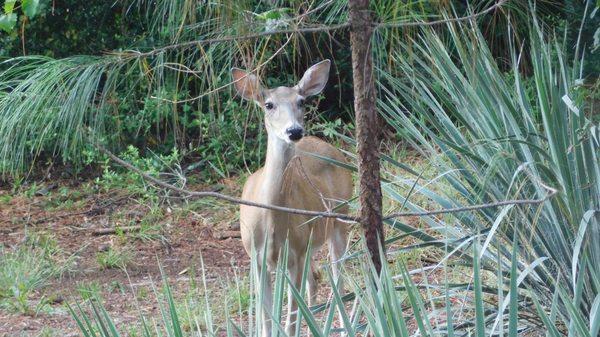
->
[572,210,596,288]
[3,0,16,14]
[473,238,485,337]
[590,294,600,337]
[22,0,39,18]
[508,233,519,336]
[0,13,17,32]
[256,8,291,21]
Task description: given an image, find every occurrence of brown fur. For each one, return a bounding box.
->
[239,136,352,266]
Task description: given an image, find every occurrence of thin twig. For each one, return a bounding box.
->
[3,194,131,226]
[382,183,557,221]
[116,23,350,59]
[375,0,507,29]
[94,142,557,222]
[113,0,507,59]
[215,230,242,240]
[152,33,295,104]
[92,225,141,236]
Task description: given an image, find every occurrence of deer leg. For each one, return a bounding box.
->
[329,226,348,335]
[256,262,273,337]
[285,258,302,336]
[307,262,318,307]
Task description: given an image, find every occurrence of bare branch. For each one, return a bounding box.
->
[92,226,141,236]
[111,0,507,59]
[382,183,557,221]
[375,0,507,29]
[94,142,557,223]
[94,142,356,221]
[114,23,350,59]
[151,32,295,104]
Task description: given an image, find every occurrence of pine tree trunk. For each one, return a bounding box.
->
[348,0,384,273]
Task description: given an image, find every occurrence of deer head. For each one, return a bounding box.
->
[232,60,331,144]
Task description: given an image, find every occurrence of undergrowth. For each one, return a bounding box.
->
[0,231,73,315]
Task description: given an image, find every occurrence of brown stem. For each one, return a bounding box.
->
[92,141,558,225]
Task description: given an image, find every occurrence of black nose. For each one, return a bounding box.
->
[286,127,304,141]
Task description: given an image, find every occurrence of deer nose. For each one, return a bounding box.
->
[286,127,304,141]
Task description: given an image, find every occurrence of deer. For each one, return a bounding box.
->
[232,59,353,337]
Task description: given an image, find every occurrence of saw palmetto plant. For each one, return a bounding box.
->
[377,13,599,336]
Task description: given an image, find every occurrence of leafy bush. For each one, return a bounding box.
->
[1,0,144,58]
[96,145,182,197]
[1,1,597,182]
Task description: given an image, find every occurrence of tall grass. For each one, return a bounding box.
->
[70,241,536,337]
[0,231,73,314]
[376,14,599,336]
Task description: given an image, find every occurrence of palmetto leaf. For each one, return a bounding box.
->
[376,10,599,336]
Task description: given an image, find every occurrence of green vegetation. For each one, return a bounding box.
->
[0,0,598,336]
[2,1,593,182]
[0,231,72,314]
[70,241,575,337]
[95,145,183,199]
[0,0,40,33]
[96,246,133,270]
[378,16,599,335]
[76,282,102,301]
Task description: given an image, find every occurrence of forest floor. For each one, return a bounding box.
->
[0,154,438,337]
[0,174,255,337]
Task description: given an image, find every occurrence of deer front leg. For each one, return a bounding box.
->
[285,258,303,336]
[256,262,273,337]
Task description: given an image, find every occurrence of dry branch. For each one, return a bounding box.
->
[94,142,355,221]
[375,0,507,28]
[115,0,507,59]
[121,23,350,58]
[7,194,131,226]
[94,142,557,222]
[215,230,242,240]
[92,225,141,236]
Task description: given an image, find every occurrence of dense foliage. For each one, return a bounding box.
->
[1,0,597,181]
[0,0,143,58]
[379,17,599,335]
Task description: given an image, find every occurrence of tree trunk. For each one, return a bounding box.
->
[348,0,384,273]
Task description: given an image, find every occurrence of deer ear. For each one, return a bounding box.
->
[297,59,330,97]
[232,68,263,101]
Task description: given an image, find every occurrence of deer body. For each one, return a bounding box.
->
[233,60,352,336]
[240,136,352,266]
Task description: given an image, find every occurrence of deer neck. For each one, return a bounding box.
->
[260,133,295,206]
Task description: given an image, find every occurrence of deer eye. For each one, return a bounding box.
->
[297,98,305,108]
[265,102,274,110]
